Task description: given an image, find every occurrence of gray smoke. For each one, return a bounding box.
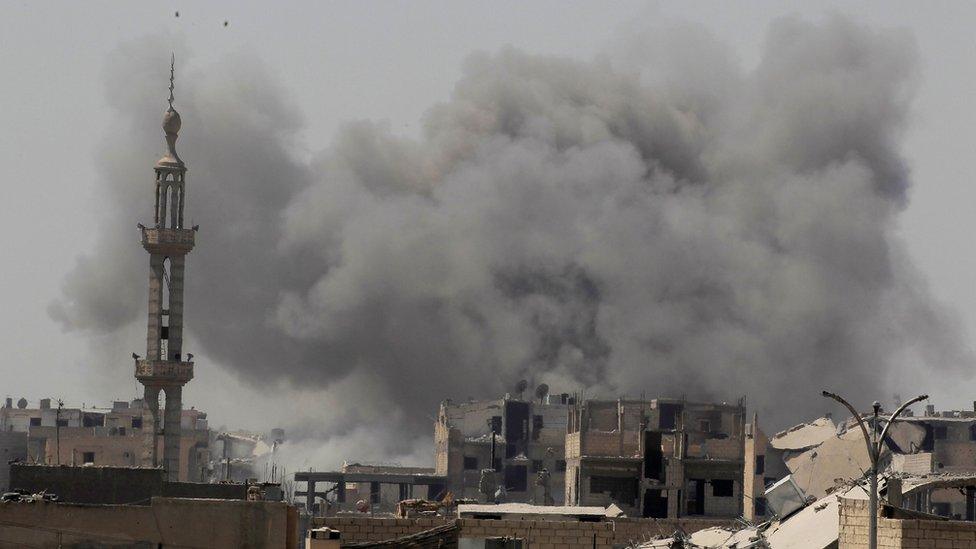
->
[51,16,972,461]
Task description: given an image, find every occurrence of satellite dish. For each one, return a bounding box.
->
[515,380,528,399]
[534,384,550,404]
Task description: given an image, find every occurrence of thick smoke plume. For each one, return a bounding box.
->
[52,16,972,463]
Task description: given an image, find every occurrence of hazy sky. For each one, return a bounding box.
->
[2,1,976,440]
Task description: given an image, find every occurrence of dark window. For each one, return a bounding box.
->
[658,403,681,430]
[934,425,948,440]
[56,419,68,427]
[531,459,543,471]
[118,427,126,436]
[505,443,517,459]
[489,416,502,434]
[644,431,663,481]
[643,489,668,518]
[370,482,380,504]
[82,452,95,464]
[131,417,143,429]
[556,460,567,472]
[590,476,638,505]
[699,419,711,433]
[970,424,976,442]
[463,456,478,470]
[755,455,765,475]
[688,479,705,515]
[504,465,528,492]
[504,402,529,442]
[532,415,544,441]
[82,414,104,427]
[755,497,767,516]
[29,417,41,427]
[712,479,734,497]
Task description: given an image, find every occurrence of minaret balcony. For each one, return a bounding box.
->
[135,359,194,384]
[141,227,195,255]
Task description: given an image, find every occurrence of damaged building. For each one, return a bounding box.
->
[745,402,976,522]
[212,429,285,483]
[434,392,571,504]
[565,397,747,519]
[341,462,437,511]
[744,414,830,521]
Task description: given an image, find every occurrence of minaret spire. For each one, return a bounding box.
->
[168,53,176,110]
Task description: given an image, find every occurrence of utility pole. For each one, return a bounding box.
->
[822,391,927,549]
[55,399,63,466]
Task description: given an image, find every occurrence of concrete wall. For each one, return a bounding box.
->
[839,496,976,548]
[11,464,164,505]
[0,497,297,549]
[10,464,249,505]
[0,432,27,492]
[317,515,735,547]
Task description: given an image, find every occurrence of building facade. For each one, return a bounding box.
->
[0,398,211,483]
[434,394,571,504]
[565,397,746,519]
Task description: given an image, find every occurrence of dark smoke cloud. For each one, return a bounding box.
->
[52,16,972,462]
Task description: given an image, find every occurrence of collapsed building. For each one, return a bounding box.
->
[745,402,976,522]
[434,392,572,504]
[649,473,976,549]
[342,462,438,511]
[212,429,285,483]
[565,397,747,519]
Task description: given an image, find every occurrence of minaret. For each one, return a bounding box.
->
[135,55,196,481]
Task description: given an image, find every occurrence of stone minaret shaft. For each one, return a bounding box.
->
[135,56,196,481]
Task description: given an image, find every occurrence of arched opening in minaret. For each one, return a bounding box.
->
[154,177,163,227]
[169,184,180,229]
[160,257,171,361]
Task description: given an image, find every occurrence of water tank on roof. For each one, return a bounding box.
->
[39,398,50,409]
[17,398,28,409]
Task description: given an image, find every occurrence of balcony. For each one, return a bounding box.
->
[134,359,194,384]
[140,227,195,255]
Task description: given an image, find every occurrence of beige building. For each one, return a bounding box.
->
[434,393,571,504]
[0,398,211,482]
[565,397,746,519]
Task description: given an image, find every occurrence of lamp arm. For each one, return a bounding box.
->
[823,390,875,463]
[878,394,929,448]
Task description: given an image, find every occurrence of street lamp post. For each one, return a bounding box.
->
[822,391,928,549]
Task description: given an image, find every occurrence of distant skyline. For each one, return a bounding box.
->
[3,2,976,468]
